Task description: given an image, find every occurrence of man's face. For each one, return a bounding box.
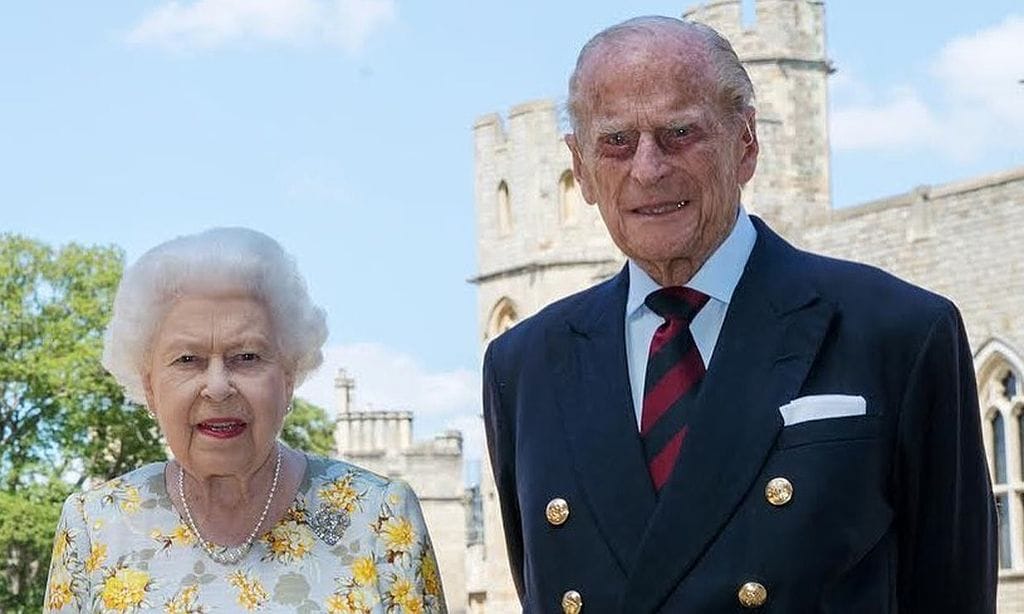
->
[566,34,757,283]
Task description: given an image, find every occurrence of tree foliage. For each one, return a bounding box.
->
[281,397,336,457]
[0,234,166,491]
[0,486,66,612]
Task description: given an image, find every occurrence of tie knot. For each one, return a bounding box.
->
[644,286,709,323]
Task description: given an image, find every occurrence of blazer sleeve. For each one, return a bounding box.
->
[482,342,525,600]
[894,304,997,613]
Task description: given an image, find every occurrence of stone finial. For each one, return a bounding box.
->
[334,368,356,414]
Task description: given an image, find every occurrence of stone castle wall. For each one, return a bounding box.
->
[798,169,1024,355]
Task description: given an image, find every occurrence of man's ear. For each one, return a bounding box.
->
[737,108,759,186]
[565,134,597,205]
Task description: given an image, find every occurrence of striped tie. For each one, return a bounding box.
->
[641,287,710,491]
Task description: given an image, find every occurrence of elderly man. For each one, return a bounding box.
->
[482,15,996,614]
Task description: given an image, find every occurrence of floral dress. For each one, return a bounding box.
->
[43,456,446,613]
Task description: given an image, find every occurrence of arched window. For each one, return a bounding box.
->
[993,412,1007,484]
[485,297,518,342]
[559,170,579,225]
[974,338,1024,571]
[497,181,512,235]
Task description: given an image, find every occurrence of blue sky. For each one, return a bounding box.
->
[2,1,1021,464]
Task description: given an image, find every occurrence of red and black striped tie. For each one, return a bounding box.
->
[641,286,710,492]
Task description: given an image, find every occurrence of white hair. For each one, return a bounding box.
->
[568,15,755,133]
[102,227,328,405]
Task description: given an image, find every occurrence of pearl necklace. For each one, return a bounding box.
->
[177,446,282,565]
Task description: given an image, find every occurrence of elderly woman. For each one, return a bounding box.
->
[43,228,446,613]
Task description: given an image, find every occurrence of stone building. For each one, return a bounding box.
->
[331,369,469,613]
[471,0,1023,611]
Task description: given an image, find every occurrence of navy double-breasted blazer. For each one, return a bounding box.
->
[482,218,997,613]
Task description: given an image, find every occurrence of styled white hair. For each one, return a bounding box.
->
[102,227,328,405]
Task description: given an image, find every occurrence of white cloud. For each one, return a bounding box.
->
[830,87,938,151]
[296,342,481,451]
[126,0,397,53]
[830,14,1024,159]
[931,15,1024,128]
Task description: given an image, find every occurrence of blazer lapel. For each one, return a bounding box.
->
[550,266,657,574]
[622,219,836,613]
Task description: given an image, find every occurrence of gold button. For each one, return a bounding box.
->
[546,498,570,526]
[764,477,793,506]
[562,590,583,614]
[737,581,767,608]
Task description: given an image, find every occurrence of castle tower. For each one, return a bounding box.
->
[685,0,833,237]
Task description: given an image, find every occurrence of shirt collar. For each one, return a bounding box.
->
[626,207,757,318]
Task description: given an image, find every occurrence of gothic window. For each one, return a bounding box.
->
[486,297,518,341]
[993,412,1008,484]
[497,181,512,235]
[559,170,579,225]
[975,339,1024,571]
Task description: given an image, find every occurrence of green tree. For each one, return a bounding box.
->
[0,486,66,612]
[0,234,166,491]
[281,398,336,456]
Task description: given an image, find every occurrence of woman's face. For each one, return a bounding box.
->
[144,294,293,480]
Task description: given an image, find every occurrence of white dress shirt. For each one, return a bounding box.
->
[625,209,757,429]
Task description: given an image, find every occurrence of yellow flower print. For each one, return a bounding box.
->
[319,475,363,514]
[170,524,195,545]
[52,528,73,561]
[282,503,307,524]
[84,542,108,572]
[47,581,73,610]
[152,524,196,551]
[382,517,415,553]
[163,584,204,614]
[228,571,269,611]
[326,594,347,614]
[421,551,441,598]
[119,486,141,514]
[388,578,413,607]
[403,597,425,614]
[326,590,371,614]
[352,556,377,586]
[100,567,151,612]
[263,520,314,563]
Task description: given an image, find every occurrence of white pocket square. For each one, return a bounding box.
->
[779,395,866,426]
